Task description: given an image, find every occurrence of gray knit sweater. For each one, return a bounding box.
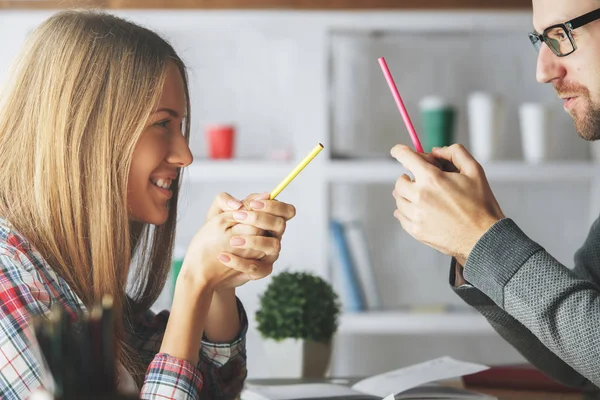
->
[450,217,600,393]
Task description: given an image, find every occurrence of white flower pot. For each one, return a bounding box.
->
[262,338,333,379]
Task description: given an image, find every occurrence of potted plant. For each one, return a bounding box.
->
[255,270,341,379]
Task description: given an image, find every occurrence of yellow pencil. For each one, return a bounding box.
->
[270,143,324,200]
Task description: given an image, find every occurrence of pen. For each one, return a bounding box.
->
[378,57,424,153]
[88,303,103,394]
[100,295,116,393]
[269,143,324,200]
[48,305,63,399]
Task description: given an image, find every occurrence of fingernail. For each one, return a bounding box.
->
[230,237,246,246]
[250,201,265,209]
[227,199,243,210]
[218,254,230,263]
[233,211,247,220]
[260,192,270,200]
[392,189,397,198]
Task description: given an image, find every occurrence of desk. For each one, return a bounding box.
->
[460,387,585,400]
[247,378,592,400]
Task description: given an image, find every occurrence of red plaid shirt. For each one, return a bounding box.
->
[0,218,248,399]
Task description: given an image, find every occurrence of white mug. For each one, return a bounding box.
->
[519,103,552,164]
[590,140,600,162]
[467,92,504,162]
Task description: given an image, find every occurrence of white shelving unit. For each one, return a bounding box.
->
[182,157,600,336]
[156,10,600,343]
[185,159,599,183]
[338,311,493,335]
[184,160,296,182]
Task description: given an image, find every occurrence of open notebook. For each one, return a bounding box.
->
[242,356,497,400]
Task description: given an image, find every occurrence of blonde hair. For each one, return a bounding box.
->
[0,10,190,381]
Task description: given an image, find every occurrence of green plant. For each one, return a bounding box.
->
[255,270,341,343]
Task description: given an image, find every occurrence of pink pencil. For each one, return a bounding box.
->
[378,57,424,153]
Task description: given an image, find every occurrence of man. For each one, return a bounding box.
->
[391,0,600,393]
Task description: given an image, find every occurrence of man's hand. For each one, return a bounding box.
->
[390,144,505,262]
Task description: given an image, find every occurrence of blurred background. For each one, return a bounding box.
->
[1,0,596,381]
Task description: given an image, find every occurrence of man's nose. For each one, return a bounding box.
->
[536,43,565,84]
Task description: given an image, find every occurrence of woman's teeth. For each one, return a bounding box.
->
[152,179,171,189]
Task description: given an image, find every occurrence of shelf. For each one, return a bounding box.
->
[481,161,597,182]
[327,159,598,183]
[7,0,531,10]
[181,159,599,183]
[337,311,495,335]
[183,160,295,182]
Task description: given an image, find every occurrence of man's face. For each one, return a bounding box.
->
[534,0,600,140]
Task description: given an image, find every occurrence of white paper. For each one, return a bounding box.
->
[351,356,490,398]
[382,395,395,400]
[241,383,374,400]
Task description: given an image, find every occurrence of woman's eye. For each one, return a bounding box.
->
[155,119,170,129]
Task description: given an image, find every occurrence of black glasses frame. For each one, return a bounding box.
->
[529,8,600,57]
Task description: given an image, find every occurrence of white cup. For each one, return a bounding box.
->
[590,141,600,162]
[467,92,504,162]
[519,103,552,163]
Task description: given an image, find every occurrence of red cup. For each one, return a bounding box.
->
[206,124,235,159]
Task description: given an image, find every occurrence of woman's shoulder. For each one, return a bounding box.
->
[0,217,81,313]
[0,217,44,273]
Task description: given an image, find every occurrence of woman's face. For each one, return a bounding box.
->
[127,62,193,225]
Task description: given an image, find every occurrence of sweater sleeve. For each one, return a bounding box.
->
[450,217,600,392]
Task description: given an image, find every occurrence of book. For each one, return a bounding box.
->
[329,219,366,312]
[343,220,381,310]
[241,356,497,400]
[462,363,582,393]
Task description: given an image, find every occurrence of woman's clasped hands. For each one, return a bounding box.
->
[178,191,296,291]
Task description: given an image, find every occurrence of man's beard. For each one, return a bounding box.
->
[554,82,600,141]
[571,98,600,141]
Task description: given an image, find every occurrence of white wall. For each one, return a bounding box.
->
[0,8,594,379]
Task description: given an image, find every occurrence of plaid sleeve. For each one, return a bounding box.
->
[0,249,53,399]
[125,305,170,370]
[128,297,248,400]
[197,298,248,400]
[139,353,204,399]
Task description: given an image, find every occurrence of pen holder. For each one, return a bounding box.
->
[32,295,118,399]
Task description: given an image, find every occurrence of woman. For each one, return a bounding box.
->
[0,9,295,399]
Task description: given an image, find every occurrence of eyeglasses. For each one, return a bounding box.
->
[528,8,600,57]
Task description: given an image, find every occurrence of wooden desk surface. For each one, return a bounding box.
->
[464,386,587,400]
[247,378,593,400]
